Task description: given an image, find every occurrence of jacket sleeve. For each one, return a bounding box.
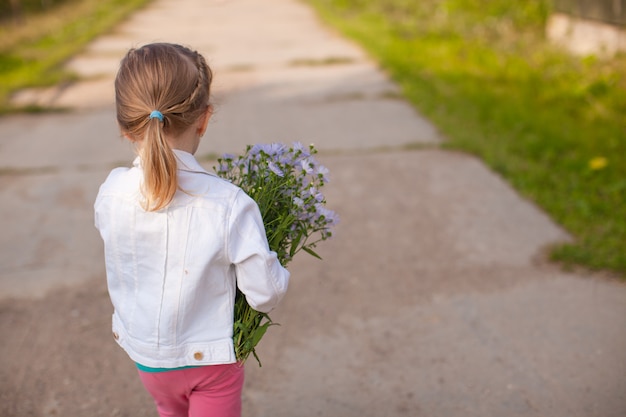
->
[227,189,290,313]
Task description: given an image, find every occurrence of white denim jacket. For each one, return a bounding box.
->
[94,150,289,368]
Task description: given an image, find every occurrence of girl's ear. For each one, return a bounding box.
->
[196,105,213,137]
[121,129,138,142]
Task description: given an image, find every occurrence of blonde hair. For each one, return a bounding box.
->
[115,43,213,211]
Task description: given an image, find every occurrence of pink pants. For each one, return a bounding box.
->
[137,363,245,417]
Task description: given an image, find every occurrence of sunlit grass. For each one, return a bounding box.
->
[0,0,152,113]
[307,0,626,276]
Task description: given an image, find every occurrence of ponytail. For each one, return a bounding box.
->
[140,116,178,211]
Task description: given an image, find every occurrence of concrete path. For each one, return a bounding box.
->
[1,0,625,416]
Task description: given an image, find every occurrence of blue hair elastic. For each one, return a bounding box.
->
[149,110,164,122]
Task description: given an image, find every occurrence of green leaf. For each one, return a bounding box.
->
[251,321,275,347]
[252,348,263,367]
[289,230,304,257]
[302,246,323,259]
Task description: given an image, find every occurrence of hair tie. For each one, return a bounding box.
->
[149,110,164,122]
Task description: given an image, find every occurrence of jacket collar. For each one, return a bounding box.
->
[133,149,216,177]
[173,149,214,176]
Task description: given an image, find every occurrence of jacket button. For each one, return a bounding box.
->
[194,352,203,361]
[113,332,119,340]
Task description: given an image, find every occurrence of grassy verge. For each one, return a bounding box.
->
[306,0,626,277]
[0,0,152,114]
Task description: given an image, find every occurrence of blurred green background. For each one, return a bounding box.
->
[307,0,626,278]
[0,0,150,113]
[1,0,79,17]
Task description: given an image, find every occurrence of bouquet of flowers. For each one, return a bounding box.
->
[215,142,338,365]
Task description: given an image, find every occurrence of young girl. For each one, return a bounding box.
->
[94,43,290,417]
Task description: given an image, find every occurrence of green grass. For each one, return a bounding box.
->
[306,0,626,277]
[0,0,152,113]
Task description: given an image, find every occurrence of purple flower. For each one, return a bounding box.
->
[268,161,284,177]
[315,164,329,182]
[300,157,314,174]
[251,143,286,157]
